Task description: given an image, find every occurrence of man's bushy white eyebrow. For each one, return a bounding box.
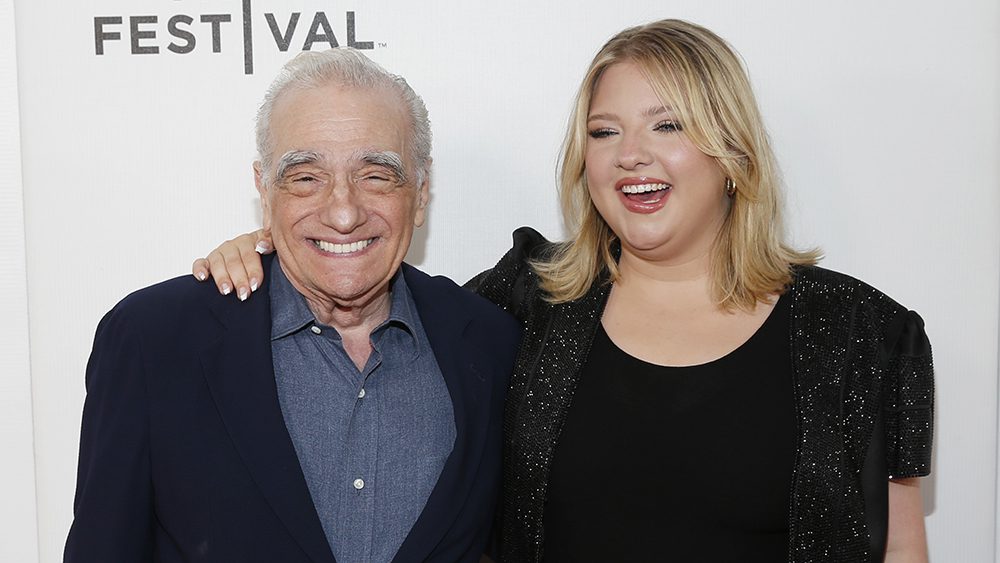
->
[272,149,409,185]
[360,150,407,182]
[274,150,322,182]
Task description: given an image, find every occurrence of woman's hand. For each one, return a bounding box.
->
[191,229,273,301]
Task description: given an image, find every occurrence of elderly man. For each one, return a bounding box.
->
[64,49,521,563]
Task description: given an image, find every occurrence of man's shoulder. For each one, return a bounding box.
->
[114,273,223,316]
[97,273,232,345]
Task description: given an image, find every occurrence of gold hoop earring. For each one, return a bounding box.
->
[725,178,736,197]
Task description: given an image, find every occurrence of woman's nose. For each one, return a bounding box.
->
[614,132,652,170]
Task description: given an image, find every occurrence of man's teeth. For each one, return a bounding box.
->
[314,238,375,254]
[621,183,670,194]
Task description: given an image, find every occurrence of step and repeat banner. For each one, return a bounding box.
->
[7,0,999,560]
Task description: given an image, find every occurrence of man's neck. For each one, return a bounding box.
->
[308,290,392,371]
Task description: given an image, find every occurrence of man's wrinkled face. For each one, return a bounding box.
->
[255,83,428,311]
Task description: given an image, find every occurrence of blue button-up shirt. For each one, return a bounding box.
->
[269,259,456,563]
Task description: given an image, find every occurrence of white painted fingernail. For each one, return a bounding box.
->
[196,272,207,281]
[250,278,259,292]
[254,242,269,254]
[238,288,248,301]
[221,283,232,295]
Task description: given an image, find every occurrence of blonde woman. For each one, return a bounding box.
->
[194,20,932,562]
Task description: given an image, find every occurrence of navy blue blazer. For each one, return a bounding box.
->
[65,256,521,563]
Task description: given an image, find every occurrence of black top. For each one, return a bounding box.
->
[542,296,796,562]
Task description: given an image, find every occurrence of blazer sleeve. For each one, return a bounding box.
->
[464,226,551,318]
[881,309,934,478]
[64,305,154,561]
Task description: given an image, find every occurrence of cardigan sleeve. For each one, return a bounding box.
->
[882,309,934,478]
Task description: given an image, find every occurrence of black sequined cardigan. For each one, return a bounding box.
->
[469,227,933,563]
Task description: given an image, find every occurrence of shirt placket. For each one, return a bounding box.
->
[346,344,381,563]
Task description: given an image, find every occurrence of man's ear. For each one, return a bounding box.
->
[254,161,272,230]
[413,161,431,228]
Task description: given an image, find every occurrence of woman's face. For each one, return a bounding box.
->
[585,62,729,266]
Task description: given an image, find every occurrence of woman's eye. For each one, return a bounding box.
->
[293,175,317,182]
[655,120,681,133]
[588,128,616,139]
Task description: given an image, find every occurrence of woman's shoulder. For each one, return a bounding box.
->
[790,265,929,352]
[503,226,562,265]
[791,264,905,312]
[466,227,562,312]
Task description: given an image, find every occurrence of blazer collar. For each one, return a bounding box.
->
[201,254,336,563]
[393,263,495,562]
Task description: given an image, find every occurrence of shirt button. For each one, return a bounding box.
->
[310,325,321,335]
[353,478,365,490]
[358,388,366,399]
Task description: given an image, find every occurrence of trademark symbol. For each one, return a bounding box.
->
[377,42,388,48]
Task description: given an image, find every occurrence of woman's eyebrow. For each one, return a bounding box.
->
[587,106,672,123]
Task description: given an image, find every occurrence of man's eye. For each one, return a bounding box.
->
[654,120,682,133]
[357,167,399,186]
[588,128,616,139]
[279,175,322,196]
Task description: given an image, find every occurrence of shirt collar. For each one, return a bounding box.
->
[382,268,420,348]
[269,257,420,351]
[270,258,317,341]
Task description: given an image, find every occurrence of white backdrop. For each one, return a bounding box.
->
[4,0,998,561]
[1,0,38,561]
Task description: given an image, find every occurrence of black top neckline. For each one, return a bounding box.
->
[598,294,788,370]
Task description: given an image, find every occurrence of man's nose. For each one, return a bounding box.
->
[319,182,368,232]
[614,132,653,170]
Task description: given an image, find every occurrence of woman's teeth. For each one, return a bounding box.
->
[620,183,669,194]
[621,183,670,204]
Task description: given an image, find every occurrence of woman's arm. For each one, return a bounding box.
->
[191,225,547,311]
[885,477,928,562]
[191,230,271,300]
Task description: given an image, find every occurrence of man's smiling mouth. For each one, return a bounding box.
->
[311,237,377,254]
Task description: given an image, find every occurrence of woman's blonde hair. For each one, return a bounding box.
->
[534,19,819,309]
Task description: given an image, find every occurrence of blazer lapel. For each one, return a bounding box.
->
[501,267,612,561]
[393,264,494,561]
[787,269,849,559]
[200,258,336,563]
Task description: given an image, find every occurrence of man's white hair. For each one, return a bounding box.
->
[256,48,432,186]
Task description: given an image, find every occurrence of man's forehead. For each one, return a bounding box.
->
[273,82,407,120]
[270,87,409,142]
[273,105,406,135]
